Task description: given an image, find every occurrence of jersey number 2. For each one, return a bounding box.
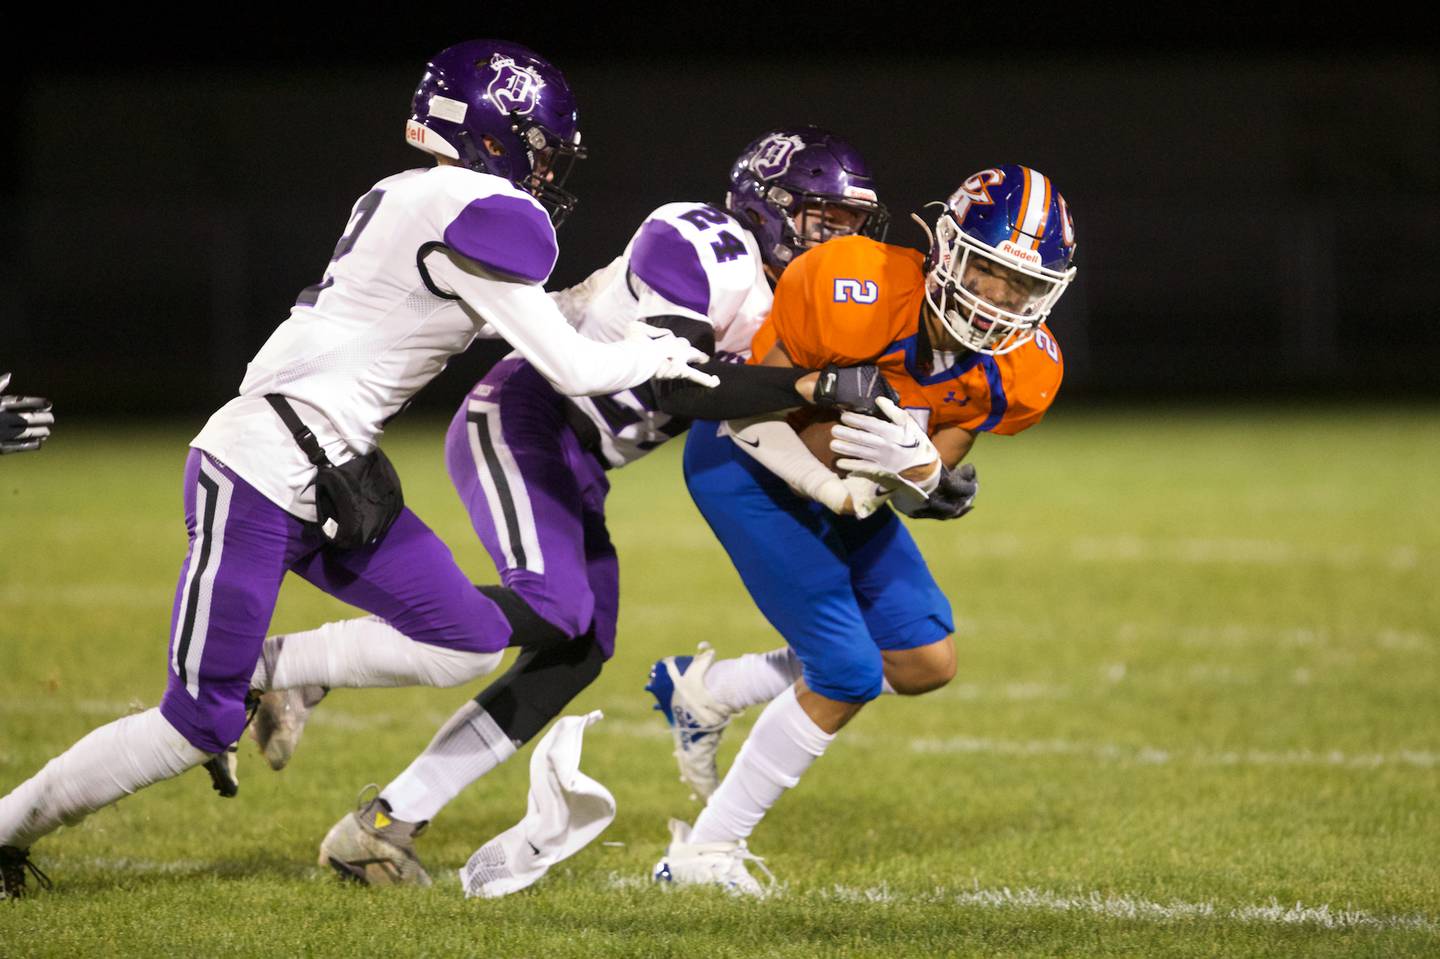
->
[296,189,386,308]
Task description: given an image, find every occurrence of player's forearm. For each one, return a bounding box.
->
[654,358,896,420]
[725,416,851,513]
[432,255,664,396]
[652,364,813,419]
[933,425,977,469]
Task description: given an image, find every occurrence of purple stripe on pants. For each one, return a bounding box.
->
[445,357,619,658]
[160,450,512,754]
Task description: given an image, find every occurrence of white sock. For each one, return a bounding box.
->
[379,702,517,823]
[0,708,207,848]
[689,685,835,845]
[251,616,501,691]
[703,647,804,712]
[704,647,897,711]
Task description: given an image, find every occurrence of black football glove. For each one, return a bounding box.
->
[0,373,54,455]
[813,363,900,415]
[896,462,979,521]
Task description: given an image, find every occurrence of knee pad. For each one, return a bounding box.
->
[408,643,504,687]
[475,631,606,746]
[478,584,575,647]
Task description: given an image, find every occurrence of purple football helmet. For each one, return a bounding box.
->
[406,40,586,225]
[922,164,1078,355]
[726,127,889,274]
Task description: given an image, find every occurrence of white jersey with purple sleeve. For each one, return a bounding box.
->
[555,202,773,467]
[192,165,627,521]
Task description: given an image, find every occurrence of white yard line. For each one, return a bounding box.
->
[1115,620,1435,652]
[0,583,164,609]
[909,736,1440,770]
[612,873,1435,932]
[34,863,1437,932]
[823,883,1438,933]
[1068,534,1427,570]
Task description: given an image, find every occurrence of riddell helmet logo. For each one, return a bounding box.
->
[487,55,545,116]
[998,240,1042,266]
[751,134,805,180]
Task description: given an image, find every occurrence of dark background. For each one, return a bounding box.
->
[4,15,1437,415]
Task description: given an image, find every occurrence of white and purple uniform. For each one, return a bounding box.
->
[446,202,771,656]
[166,166,663,754]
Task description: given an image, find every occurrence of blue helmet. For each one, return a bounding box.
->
[923,165,1077,354]
[726,127,889,275]
[406,40,586,225]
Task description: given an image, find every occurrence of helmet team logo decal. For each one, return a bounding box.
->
[487,55,545,116]
[750,134,806,180]
[834,278,879,303]
[947,168,1004,223]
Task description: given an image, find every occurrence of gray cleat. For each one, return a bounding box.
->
[250,685,328,771]
[318,788,432,887]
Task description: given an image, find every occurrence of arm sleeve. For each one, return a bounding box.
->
[651,362,808,419]
[631,313,809,419]
[424,248,665,397]
[724,416,851,514]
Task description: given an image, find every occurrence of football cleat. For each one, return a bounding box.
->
[318,787,432,887]
[645,643,734,800]
[651,818,773,897]
[249,685,327,771]
[202,746,240,798]
[0,846,52,901]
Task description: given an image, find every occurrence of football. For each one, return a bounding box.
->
[788,407,846,476]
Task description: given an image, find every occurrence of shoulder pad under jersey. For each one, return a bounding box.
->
[629,202,755,320]
[419,166,559,284]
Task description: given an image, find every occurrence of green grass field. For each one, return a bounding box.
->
[1,405,1437,957]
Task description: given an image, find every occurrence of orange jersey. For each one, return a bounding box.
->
[750,236,1063,436]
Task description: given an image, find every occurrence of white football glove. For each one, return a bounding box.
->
[841,474,894,520]
[0,373,55,455]
[626,321,720,389]
[830,397,941,498]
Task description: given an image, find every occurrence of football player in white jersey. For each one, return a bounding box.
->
[244,128,894,887]
[0,39,718,900]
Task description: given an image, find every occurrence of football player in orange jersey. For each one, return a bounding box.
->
[648,165,1077,893]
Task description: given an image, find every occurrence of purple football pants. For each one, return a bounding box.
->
[160,450,511,754]
[444,356,619,659]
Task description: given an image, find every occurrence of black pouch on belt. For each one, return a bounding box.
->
[265,394,404,550]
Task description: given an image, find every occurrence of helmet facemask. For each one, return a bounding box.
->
[924,210,1074,355]
[766,185,890,266]
[725,128,887,276]
[512,121,586,227]
[451,119,587,227]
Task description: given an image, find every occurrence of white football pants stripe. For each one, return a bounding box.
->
[170,455,235,699]
[466,399,545,574]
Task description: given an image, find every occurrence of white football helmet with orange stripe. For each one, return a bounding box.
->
[919,164,1077,354]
